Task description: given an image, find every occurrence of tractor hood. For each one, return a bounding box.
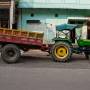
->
[56,24,77,31]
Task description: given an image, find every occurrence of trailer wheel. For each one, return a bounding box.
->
[1,44,21,64]
[51,42,72,62]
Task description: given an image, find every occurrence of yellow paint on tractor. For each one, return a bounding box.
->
[55,45,68,59]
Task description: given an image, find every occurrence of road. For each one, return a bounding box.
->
[0,50,90,90]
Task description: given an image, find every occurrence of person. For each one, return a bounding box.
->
[47,24,56,44]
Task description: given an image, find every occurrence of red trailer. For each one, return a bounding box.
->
[0,28,44,63]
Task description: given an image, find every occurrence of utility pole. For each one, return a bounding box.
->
[10,0,15,29]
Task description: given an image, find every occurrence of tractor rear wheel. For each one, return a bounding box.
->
[51,42,72,62]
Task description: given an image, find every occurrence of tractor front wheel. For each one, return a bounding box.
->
[51,42,72,62]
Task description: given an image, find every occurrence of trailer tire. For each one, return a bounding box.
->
[1,44,21,64]
[51,42,72,62]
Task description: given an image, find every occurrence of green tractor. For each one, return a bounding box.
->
[51,24,90,62]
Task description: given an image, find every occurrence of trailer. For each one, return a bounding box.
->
[0,28,44,63]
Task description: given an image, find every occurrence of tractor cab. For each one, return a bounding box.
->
[55,24,90,46]
[54,24,78,43]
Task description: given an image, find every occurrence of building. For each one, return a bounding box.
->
[18,0,90,43]
[0,0,15,29]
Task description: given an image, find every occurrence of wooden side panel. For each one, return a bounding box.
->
[0,28,44,46]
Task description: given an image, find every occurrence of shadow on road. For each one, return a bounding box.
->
[19,55,51,63]
[0,50,90,69]
[19,53,88,63]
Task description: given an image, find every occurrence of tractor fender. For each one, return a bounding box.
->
[53,38,72,46]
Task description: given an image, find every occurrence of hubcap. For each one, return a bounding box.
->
[7,50,15,57]
[55,45,68,59]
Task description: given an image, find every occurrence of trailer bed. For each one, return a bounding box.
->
[0,28,43,46]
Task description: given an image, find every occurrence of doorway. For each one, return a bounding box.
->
[0,9,9,28]
[87,21,90,39]
[68,19,86,43]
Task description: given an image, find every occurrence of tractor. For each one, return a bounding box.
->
[51,24,90,62]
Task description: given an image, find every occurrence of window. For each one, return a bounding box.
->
[68,19,85,25]
[0,9,9,28]
[27,20,41,24]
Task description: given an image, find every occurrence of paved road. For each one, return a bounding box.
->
[0,50,90,90]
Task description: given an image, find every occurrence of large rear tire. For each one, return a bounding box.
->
[1,44,21,64]
[51,42,72,62]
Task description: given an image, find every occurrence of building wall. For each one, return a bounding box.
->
[18,8,90,30]
[18,8,90,44]
[19,0,90,9]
